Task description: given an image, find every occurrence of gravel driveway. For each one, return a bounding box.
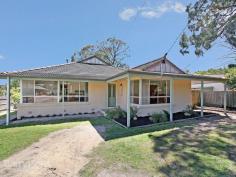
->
[0,124,104,177]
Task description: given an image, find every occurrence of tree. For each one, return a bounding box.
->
[96,37,129,68]
[195,65,236,89]
[180,0,236,56]
[0,85,6,96]
[74,37,129,68]
[10,79,20,108]
[78,45,96,61]
[226,68,236,89]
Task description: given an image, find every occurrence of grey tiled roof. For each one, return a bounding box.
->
[1,63,126,80]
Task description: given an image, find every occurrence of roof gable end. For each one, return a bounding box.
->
[78,56,110,65]
[133,57,185,74]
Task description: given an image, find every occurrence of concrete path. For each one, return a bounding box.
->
[0,124,104,177]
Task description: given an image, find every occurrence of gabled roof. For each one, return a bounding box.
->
[0,61,125,80]
[78,55,111,65]
[133,56,185,74]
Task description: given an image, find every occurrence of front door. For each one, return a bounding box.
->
[108,83,116,107]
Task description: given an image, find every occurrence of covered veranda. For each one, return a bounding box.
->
[107,70,227,127]
[0,70,227,126]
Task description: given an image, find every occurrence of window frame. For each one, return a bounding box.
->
[21,79,89,104]
[131,79,170,105]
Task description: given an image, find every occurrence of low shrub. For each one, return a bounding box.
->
[151,111,169,123]
[151,112,163,123]
[130,106,138,120]
[162,110,170,120]
[184,105,196,116]
[105,106,126,119]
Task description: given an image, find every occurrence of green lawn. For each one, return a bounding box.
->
[1,116,236,177]
[0,118,107,160]
[80,117,236,177]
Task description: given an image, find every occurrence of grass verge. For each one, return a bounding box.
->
[80,117,236,177]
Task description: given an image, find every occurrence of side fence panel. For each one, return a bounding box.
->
[192,90,236,108]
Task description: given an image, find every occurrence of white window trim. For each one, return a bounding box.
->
[21,79,89,104]
[130,79,171,105]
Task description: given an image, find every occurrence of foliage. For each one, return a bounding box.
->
[0,85,6,96]
[130,106,138,119]
[105,106,126,119]
[195,68,227,75]
[11,87,20,108]
[184,105,195,116]
[72,37,129,68]
[162,110,170,119]
[180,0,236,56]
[196,66,236,89]
[151,111,169,123]
[226,68,236,89]
[10,79,20,108]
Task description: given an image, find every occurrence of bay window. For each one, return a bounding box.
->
[131,79,170,105]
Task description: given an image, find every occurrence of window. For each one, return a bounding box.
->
[22,80,89,103]
[60,81,88,102]
[35,81,58,103]
[149,80,170,104]
[22,80,34,103]
[130,79,170,105]
[130,80,139,104]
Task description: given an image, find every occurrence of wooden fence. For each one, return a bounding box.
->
[192,90,236,108]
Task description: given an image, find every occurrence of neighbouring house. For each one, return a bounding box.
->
[192,75,226,91]
[0,56,226,126]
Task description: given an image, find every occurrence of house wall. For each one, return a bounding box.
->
[17,81,108,119]
[17,79,192,119]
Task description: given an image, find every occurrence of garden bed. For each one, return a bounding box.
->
[115,111,215,127]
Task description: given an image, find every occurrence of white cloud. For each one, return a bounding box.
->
[119,8,137,21]
[119,1,186,21]
[173,2,186,13]
[0,55,4,60]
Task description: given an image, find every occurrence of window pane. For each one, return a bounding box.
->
[64,96,79,102]
[131,80,139,97]
[80,97,88,102]
[142,80,149,104]
[80,82,88,96]
[158,80,166,96]
[23,97,34,103]
[22,80,34,96]
[166,80,170,96]
[60,81,63,96]
[150,85,158,96]
[64,82,80,96]
[35,97,58,103]
[150,98,157,104]
[35,81,58,96]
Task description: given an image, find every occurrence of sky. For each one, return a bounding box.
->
[0,0,233,76]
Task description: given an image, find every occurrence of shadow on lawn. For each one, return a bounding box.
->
[148,118,236,177]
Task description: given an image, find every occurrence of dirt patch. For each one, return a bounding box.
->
[97,164,151,177]
[0,124,104,177]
